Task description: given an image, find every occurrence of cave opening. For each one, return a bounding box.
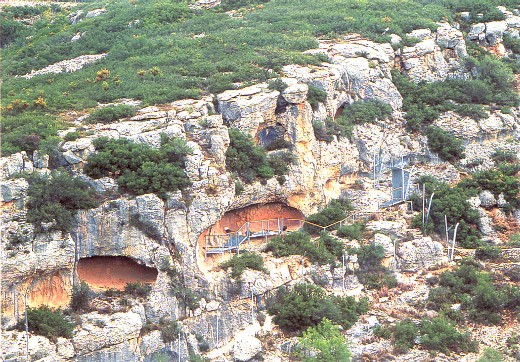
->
[199,202,305,257]
[335,102,347,119]
[77,256,158,290]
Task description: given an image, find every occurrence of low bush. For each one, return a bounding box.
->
[475,245,502,261]
[393,319,418,353]
[267,78,288,91]
[85,135,191,198]
[477,348,504,362]
[339,99,393,125]
[349,243,397,290]
[337,222,365,240]
[265,231,343,265]
[299,318,351,361]
[160,319,180,343]
[427,264,518,325]
[87,104,136,124]
[1,112,64,156]
[304,199,353,234]
[425,126,465,163]
[307,84,327,109]
[509,233,520,248]
[124,282,152,298]
[411,176,481,246]
[419,317,477,354]
[220,251,267,279]
[267,283,368,332]
[313,117,354,142]
[21,306,74,341]
[225,128,273,183]
[267,151,296,177]
[491,148,518,164]
[70,282,92,312]
[26,171,99,233]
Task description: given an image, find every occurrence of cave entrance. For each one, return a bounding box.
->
[200,203,305,257]
[335,103,346,119]
[77,256,158,290]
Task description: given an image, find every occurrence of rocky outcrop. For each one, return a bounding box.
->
[397,237,448,272]
[468,8,520,55]
[399,23,468,83]
[20,54,108,79]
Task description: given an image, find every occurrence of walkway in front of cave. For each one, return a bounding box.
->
[203,212,379,257]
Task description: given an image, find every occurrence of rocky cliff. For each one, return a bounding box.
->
[1,9,520,362]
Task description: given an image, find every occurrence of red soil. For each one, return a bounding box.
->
[77,256,158,290]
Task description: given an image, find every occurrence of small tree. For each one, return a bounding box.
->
[22,307,74,341]
[300,319,351,361]
[70,282,92,312]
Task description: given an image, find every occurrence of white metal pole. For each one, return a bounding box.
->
[422,184,426,226]
[444,215,449,258]
[425,192,435,225]
[178,330,181,362]
[25,293,29,360]
[451,223,459,261]
[251,288,254,324]
[216,310,219,347]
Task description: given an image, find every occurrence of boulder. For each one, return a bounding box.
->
[479,190,497,208]
[281,83,308,104]
[73,311,142,354]
[485,21,508,45]
[374,233,394,257]
[397,237,447,272]
[233,335,262,361]
[0,178,29,202]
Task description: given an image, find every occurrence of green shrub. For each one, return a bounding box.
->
[425,126,465,163]
[470,168,520,208]
[225,128,273,183]
[70,282,92,312]
[265,231,342,265]
[160,319,180,343]
[491,148,518,164]
[22,306,74,341]
[264,138,292,151]
[349,243,397,289]
[268,283,368,332]
[393,319,418,354]
[267,78,288,91]
[124,282,152,298]
[427,264,516,325]
[267,151,296,176]
[304,199,353,234]
[220,251,267,279]
[504,35,520,55]
[87,105,136,124]
[509,233,520,247]
[313,117,354,142]
[337,222,365,240]
[477,348,504,362]
[1,113,64,156]
[412,176,481,246]
[307,84,327,109]
[419,317,477,354]
[373,324,392,339]
[299,319,351,361]
[26,171,99,233]
[234,180,245,195]
[339,99,392,125]
[475,245,502,261]
[85,135,191,198]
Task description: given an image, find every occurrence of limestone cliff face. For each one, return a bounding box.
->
[2,18,520,360]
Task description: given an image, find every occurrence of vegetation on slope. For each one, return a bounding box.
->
[2,0,514,112]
